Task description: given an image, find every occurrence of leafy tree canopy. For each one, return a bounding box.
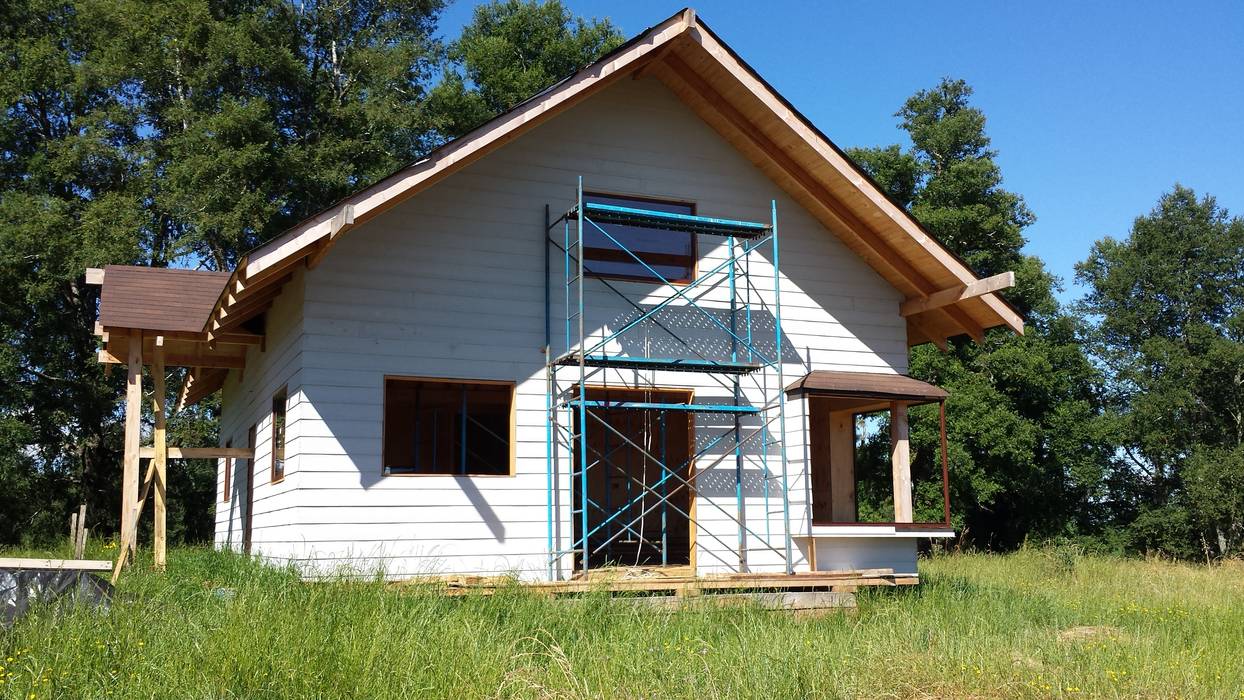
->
[431,0,622,136]
[849,79,1111,547]
[0,0,618,545]
[1077,186,1244,556]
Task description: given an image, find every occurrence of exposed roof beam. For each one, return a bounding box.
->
[901,272,1016,317]
[659,52,936,297]
[906,315,948,352]
[685,25,1023,337]
[656,53,981,344]
[138,447,254,459]
[99,348,245,369]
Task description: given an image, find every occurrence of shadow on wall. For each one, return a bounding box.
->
[296,246,895,545]
[574,304,805,367]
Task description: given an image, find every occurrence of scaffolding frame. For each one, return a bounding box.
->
[544,177,793,580]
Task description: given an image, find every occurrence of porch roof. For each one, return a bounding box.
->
[784,370,948,405]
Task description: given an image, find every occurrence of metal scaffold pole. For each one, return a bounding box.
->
[772,199,793,575]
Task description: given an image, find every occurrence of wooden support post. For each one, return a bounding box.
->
[111,458,158,584]
[940,400,951,526]
[121,330,142,558]
[890,401,913,523]
[152,336,167,570]
[74,504,87,559]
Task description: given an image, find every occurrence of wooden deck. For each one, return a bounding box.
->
[403,567,917,597]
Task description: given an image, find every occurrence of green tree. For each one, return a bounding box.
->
[431,0,622,137]
[849,79,1113,547]
[1076,186,1244,557]
[0,0,626,546]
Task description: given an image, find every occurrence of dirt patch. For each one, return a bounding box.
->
[1057,625,1121,642]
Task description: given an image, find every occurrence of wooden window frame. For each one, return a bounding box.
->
[381,375,517,478]
[243,423,256,555]
[582,191,699,286]
[809,400,952,528]
[222,439,232,502]
[270,386,287,484]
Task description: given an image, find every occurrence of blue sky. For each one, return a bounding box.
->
[439,1,1244,303]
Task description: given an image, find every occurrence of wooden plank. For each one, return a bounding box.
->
[122,331,142,557]
[513,569,900,595]
[829,408,856,522]
[890,401,912,523]
[152,337,167,570]
[112,457,159,584]
[0,558,111,571]
[900,272,1015,317]
[74,504,87,559]
[138,446,255,459]
[105,328,263,346]
[906,315,949,351]
[85,267,105,285]
[808,397,832,523]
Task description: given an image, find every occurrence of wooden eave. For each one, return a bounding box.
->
[86,266,264,408]
[200,7,1022,349]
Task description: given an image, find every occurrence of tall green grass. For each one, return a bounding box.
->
[1,545,1241,698]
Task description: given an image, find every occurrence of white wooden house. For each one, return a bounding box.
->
[90,9,1020,586]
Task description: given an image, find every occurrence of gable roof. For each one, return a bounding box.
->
[203,7,1022,348]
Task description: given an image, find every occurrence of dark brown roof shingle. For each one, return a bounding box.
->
[98,265,229,333]
[785,370,948,403]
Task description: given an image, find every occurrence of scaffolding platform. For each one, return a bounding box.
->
[567,202,771,238]
[565,399,761,415]
[555,353,763,374]
[545,176,792,580]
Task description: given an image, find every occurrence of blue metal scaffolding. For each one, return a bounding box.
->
[544,177,792,580]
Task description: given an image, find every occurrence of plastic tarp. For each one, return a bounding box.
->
[1,568,113,628]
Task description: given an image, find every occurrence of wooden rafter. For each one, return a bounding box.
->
[653,53,982,344]
[901,272,1016,317]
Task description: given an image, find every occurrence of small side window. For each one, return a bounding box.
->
[271,388,287,483]
[222,439,233,502]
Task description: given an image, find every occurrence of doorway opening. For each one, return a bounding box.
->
[573,387,693,569]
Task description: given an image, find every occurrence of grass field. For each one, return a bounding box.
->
[1,546,1241,699]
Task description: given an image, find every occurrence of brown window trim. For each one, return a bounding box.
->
[809,400,952,528]
[381,375,517,478]
[582,191,698,286]
[222,439,233,502]
[270,386,287,484]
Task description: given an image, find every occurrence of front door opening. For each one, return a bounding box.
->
[574,388,693,569]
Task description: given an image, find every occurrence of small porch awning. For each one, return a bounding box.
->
[784,370,947,412]
[88,264,286,407]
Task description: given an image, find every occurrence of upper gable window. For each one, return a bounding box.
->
[583,193,696,284]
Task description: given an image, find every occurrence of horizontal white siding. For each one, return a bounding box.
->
[214,270,306,558]
[240,77,907,579]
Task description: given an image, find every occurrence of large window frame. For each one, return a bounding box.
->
[582,192,698,285]
[382,376,516,477]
